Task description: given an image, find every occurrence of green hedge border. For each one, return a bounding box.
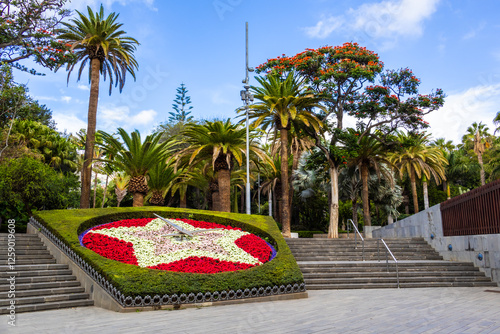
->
[33,207,304,297]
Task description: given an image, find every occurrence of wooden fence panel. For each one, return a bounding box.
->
[440,179,500,236]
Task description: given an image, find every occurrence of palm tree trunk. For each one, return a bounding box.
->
[280,129,291,238]
[478,152,485,186]
[360,164,371,226]
[327,164,339,238]
[352,198,358,226]
[423,178,429,210]
[268,189,272,217]
[80,58,100,209]
[132,192,144,207]
[218,169,231,212]
[410,169,419,214]
[180,193,187,208]
[93,169,98,208]
[101,174,109,208]
[211,191,220,211]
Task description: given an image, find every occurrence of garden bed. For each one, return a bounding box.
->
[31,207,305,307]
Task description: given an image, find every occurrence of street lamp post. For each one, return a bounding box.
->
[240,22,254,215]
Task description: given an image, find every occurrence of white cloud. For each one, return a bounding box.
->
[61,96,72,103]
[77,84,90,91]
[98,104,158,131]
[304,0,441,48]
[53,113,87,135]
[425,84,499,144]
[37,96,59,102]
[462,22,486,40]
[130,109,157,125]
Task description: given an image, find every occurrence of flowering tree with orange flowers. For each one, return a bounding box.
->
[256,43,445,237]
[0,0,75,75]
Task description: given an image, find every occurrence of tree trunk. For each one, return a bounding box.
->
[478,152,485,186]
[360,164,371,226]
[268,189,272,217]
[388,214,394,224]
[423,178,429,210]
[211,191,220,211]
[132,192,144,207]
[101,174,109,208]
[180,193,187,208]
[93,169,98,209]
[352,198,358,226]
[80,57,101,209]
[327,164,339,238]
[218,169,231,212]
[280,129,291,238]
[410,169,419,214]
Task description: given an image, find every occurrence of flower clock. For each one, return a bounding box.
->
[80,218,276,274]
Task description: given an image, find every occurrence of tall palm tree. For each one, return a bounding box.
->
[462,122,491,186]
[176,119,266,212]
[348,131,393,226]
[99,128,172,207]
[389,132,447,214]
[146,162,183,206]
[57,5,139,209]
[494,112,500,134]
[247,72,323,237]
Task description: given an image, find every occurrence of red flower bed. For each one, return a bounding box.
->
[82,233,138,265]
[235,234,272,263]
[148,256,254,274]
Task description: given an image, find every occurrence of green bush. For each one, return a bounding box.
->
[0,156,79,232]
[33,207,304,297]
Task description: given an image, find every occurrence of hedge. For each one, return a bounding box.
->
[33,207,304,297]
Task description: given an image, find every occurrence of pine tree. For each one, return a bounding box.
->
[169,83,194,122]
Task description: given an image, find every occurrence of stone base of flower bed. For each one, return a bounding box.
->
[28,215,308,312]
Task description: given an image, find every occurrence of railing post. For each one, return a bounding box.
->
[377,239,380,262]
[396,262,400,289]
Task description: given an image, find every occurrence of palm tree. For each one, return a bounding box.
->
[494,112,500,134]
[462,122,491,186]
[57,5,139,209]
[389,132,447,214]
[176,119,266,212]
[99,128,171,207]
[348,130,393,226]
[247,72,323,237]
[146,162,183,206]
[113,172,129,207]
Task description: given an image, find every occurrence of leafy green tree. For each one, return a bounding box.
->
[462,122,491,186]
[247,72,322,237]
[347,130,393,226]
[57,5,139,209]
[494,112,500,134]
[0,156,79,232]
[146,161,183,206]
[99,128,172,207]
[0,0,74,74]
[177,119,265,213]
[389,132,447,213]
[169,83,194,122]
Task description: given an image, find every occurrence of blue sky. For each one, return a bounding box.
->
[14,0,500,143]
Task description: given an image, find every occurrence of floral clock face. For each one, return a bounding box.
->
[79,218,276,274]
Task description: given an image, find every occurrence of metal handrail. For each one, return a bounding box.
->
[377,238,400,289]
[347,219,364,261]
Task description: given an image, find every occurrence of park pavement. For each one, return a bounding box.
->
[2,287,500,333]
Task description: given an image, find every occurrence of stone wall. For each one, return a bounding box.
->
[371,204,500,285]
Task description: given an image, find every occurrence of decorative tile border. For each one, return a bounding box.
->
[29,217,306,308]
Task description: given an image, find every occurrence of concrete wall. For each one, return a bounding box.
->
[371,204,500,285]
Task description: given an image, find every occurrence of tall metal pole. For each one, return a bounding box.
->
[244,22,251,215]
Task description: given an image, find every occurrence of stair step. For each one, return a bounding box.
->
[0,286,85,299]
[0,269,73,278]
[0,299,94,314]
[0,250,50,256]
[0,280,81,292]
[305,276,494,284]
[0,254,54,260]
[0,275,76,285]
[0,293,90,307]
[0,264,68,272]
[303,271,485,278]
[0,258,57,265]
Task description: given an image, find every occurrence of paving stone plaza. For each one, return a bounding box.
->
[2,287,500,333]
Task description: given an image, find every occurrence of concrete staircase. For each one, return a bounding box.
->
[287,237,498,289]
[0,233,94,314]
